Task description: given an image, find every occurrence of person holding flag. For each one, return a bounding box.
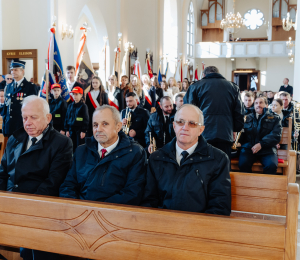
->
[142,74,156,113]
[107,75,124,112]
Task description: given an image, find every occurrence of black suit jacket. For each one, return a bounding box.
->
[0,124,73,196]
[279,85,293,96]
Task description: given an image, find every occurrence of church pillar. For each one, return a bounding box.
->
[293,0,300,101]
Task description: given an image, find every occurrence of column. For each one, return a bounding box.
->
[293,0,300,101]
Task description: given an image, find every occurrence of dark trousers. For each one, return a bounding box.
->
[70,130,85,153]
[238,148,278,175]
[20,247,59,260]
[207,140,232,161]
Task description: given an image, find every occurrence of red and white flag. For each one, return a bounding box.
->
[199,62,205,80]
[147,58,153,79]
[134,59,142,79]
[194,67,199,81]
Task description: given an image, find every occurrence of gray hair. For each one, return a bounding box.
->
[203,66,219,76]
[175,104,204,125]
[22,95,50,116]
[93,105,121,124]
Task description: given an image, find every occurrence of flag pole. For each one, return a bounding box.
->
[118,33,122,84]
[103,36,108,87]
[45,59,49,103]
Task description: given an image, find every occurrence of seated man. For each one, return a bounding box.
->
[60,105,147,205]
[279,91,293,114]
[145,96,176,154]
[142,104,231,216]
[174,93,184,110]
[0,95,73,260]
[121,92,150,147]
[238,97,282,175]
[243,91,254,115]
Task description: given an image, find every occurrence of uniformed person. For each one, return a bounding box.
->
[64,87,89,152]
[238,96,282,175]
[49,84,68,134]
[121,92,150,148]
[2,60,39,137]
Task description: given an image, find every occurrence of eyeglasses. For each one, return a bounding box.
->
[6,78,12,80]
[175,120,202,128]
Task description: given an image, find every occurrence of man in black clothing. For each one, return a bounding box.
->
[267,91,274,105]
[121,92,150,147]
[243,91,254,115]
[184,66,244,160]
[145,96,176,153]
[279,91,293,114]
[239,97,282,175]
[279,78,293,97]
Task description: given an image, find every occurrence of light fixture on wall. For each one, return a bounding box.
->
[61,24,74,40]
[286,37,295,49]
[220,0,245,33]
[282,12,297,31]
[288,50,294,64]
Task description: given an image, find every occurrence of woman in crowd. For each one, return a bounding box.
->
[161,80,174,100]
[168,77,179,95]
[177,81,182,92]
[182,79,190,92]
[131,75,145,107]
[106,74,124,112]
[86,76,108,136]
[142,74,156,113]
[151,75,163,107]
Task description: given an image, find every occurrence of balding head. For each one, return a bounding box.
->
[21,96,52,137]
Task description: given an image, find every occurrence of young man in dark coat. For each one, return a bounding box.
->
[238,97,282,175]
[0,95,73,260]
[2,61,39,137]
[142,104,231,216]
[60,105,147,205]
[183,66,244,160]
[49,83,67,134]
[121,92,150,148]
[144,96,176,154]
[279,78,293,97]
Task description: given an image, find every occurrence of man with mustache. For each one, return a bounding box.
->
[145,96,176,153]
[142,104,231,215]
[60,105,147,205]
[238,97,282,175]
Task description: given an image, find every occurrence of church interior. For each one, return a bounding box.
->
[0,0,300,259]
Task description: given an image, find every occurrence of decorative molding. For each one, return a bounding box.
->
[195,41,295,58]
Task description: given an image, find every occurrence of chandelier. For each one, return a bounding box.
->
[220,0,245,33]
[282,12,297,31]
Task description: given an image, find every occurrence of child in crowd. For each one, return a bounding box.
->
[49,84,68,134]
[64,86,89,152]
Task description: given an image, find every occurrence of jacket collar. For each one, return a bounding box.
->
[202,73,225,80]
[85,131,132,160]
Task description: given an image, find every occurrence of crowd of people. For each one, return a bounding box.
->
[0,61,295,259]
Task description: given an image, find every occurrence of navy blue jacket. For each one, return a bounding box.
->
[2,78,39,136]
[184,73,244,142]
[144,86,156,112]
[49,96,68,132]
[64,100,89,133]
[0,124,73,196]
[239,109,282,155]
[279,85,293,96]
[244,104,254,115]
[59,132,147,205]
[142,135,231,216]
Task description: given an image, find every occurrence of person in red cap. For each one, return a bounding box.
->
[49,84,68,134]
[64,86,89,152]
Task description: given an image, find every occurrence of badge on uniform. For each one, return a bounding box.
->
[17,93,20,100]
[55,114,61,117]
[267,116,274,119]
[20,93,23,100]
[76,117,83,121]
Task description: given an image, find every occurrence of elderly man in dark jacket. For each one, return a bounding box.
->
[142,104,231,216]
[145,96,176,154]
[239,97,282,175]
[184,66,244,160]
[0,95,73,260]
[60,105,147,205]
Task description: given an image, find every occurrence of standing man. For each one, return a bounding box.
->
[145,96,176,153]
[2,61,39,137]
[184,66,244,159]
[121,92,150,147]
[66,65,83,99]
[279,78,293,97]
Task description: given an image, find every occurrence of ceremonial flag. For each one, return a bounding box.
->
[183,63,188,79]
[121,49,129,78]
[194,66,199,81]
[75,25,94,96]
[199,62,205,80]
[134,59,142,79]
[147,58,153,79]
[40,27,70,101]
[158,65,162,84]
[174,58,181,82]
[165,61,169,79]
[144,61,148,74]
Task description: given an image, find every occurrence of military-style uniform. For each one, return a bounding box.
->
[2,78,39,136]
[49,96,68,132]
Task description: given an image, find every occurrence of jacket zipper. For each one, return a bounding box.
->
[101,167,108,186]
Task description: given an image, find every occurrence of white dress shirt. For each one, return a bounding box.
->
[67,80,75,92]
[98,137,119,158]
[26,133,43,151]
[16,77,24,88]
[176,141,198,165]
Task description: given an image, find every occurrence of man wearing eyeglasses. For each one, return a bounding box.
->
[142,104,231,216]
[5,74,13,86]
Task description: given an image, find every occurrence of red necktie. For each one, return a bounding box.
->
[101,148,107,158]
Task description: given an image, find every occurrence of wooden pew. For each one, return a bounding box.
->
[231,118,297,183]
[0,171,298,260]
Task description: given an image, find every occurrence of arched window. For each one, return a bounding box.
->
[187,2,194,57]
